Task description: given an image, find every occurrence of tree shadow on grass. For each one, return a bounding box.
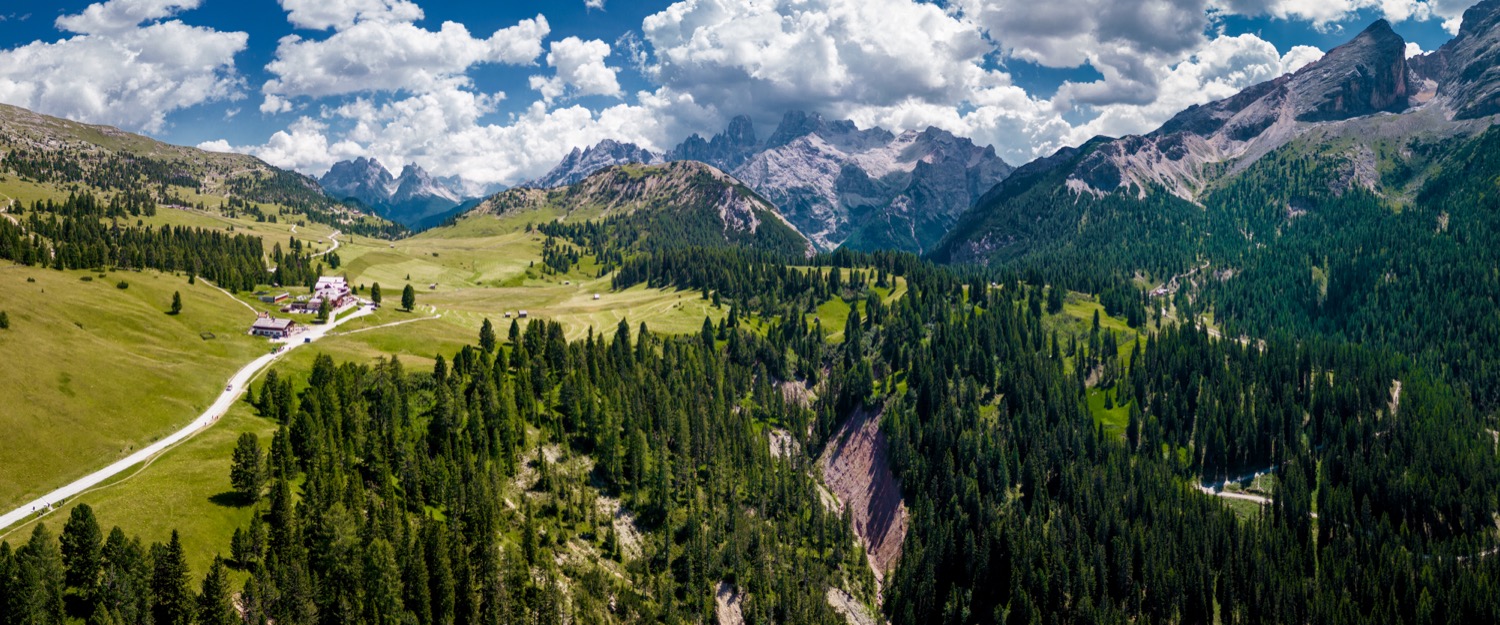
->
[209,491,254,508]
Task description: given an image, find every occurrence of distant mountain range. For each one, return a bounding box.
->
[523,112,1012,253]
[319,157,493,229]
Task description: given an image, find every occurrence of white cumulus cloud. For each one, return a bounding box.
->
[55,0,199,34]
[530,37,622,104]
[278,0,423,31]
[214,83,716,191]
[0,0,245,133]
[263,15,550,103]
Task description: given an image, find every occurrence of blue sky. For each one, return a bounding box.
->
[0,0,1479,190]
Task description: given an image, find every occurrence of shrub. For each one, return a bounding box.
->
[116,281,129,290]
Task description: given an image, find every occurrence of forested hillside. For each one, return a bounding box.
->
[4,237,1497,624]
[0,193,326,292]
[0,103,402,239]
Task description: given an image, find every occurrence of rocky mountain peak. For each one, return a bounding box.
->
[392,163,461,203]
[1287,18,1410,122]
[668,115,761,171]
[723,115,757,147]
[523,139,663,189]
[765,111,826,148]
[1431,0,1500,119]
[321,157,395,205]
[318,157,473,228]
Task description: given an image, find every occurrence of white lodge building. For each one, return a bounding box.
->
[310,276,353,310]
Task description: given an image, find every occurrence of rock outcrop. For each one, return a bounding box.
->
[1423,0,1500,119]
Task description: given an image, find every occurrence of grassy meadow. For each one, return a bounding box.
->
[0,265,265,510]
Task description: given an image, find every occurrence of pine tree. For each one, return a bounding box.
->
[60,503,103,596]
[13,524,66,625]
[197,557,236,625]
[150,531,192,625]
[371,282,383,305]
[362,538,404,625]
[0,310,9,329]
[169,291,182,315]
[402,284,416,311]
[479,318,496,353]
[230,432,265,503]
[316,297,331,323]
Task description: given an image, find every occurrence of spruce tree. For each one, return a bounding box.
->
[13,524,66,625]
[230,432,265,503]
[60,503,103,596]
[479,318,496,353]
[169,291,182,315]
[402,284,416,311]
[197,557,236,625]
[0,310,9,329]
[150,531,192,625]
[370,282,382,305]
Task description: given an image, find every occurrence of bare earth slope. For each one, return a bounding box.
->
[819,407,908,587]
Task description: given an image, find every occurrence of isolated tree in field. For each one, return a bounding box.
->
[402,284,416,311]
[480,318,496,353]
[169,292,182,315]
[230,433,265,503]
[150,531,192,625]
[370,282,382,305]
[0,310,9,329]
[60,503,103,596]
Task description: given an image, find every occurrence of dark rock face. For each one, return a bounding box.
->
[1434,0,1500,119]
[764,111,827,149]
[1288,19,1411,122]
[525,139,663,189]
[668,115,759,171]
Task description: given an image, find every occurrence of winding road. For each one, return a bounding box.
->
[0,300,372,532]
[312,230,341,258]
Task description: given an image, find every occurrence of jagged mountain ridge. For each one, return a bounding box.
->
[522,112,1012,254]
[320,158,477,229]
[521,139,665,189]
[467,161,811,257]
[937,2,1500,265]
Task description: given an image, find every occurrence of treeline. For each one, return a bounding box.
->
[0,193,318,291]
[2,148,199,192]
